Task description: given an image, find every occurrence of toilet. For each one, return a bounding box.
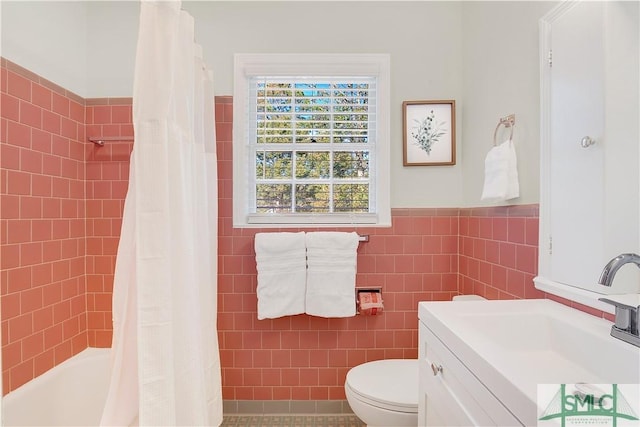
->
[345,294,486,426]
[345,359,418,426]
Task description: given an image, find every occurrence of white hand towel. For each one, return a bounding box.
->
[255,232,307,320]
[481,139,520,201]
[305,231,359,318]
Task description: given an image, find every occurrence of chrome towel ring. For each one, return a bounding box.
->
[493,114,516,146]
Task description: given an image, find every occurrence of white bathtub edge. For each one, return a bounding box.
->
[3,347,112,427]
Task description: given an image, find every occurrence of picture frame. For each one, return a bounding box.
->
[402,100,456,166]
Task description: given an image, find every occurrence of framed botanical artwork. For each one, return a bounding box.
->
[402,100,456,166]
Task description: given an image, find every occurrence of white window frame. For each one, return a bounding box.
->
[233,53,391,228]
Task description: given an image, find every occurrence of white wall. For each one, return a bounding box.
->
[460,1,557,207]
[1,1,88,96]
[184,1,465,208]
[1,1,561,209]
[85,1,139,98]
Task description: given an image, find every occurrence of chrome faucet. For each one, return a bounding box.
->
[598,253,640,287]
[598,253,640,348]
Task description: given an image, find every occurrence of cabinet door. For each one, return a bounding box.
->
[418,323,521,426]
[539,1,640,299]
[548,1,605,290]
[420,356,483,426]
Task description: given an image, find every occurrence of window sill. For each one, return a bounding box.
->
[235,213,390,228]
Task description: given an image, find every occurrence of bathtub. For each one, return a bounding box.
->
[3,348,111,426]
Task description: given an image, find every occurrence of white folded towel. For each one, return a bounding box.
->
[254,232,307,320]
[481,139,520,202]
[305,231,359,318]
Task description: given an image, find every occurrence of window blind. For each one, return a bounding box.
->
[247,77,378,219]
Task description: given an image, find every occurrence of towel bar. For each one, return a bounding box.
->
[88,136,135,146]
[493,114,516,146]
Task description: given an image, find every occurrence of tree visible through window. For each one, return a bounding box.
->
[251,80,373,215]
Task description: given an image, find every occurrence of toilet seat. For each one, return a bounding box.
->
[345,359,418,413]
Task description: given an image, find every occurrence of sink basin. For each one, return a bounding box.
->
[456,308,635,381]
[418,299,640,426]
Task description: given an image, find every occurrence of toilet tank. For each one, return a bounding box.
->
[451,295,486,301]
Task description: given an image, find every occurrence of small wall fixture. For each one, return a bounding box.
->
[88,136,135,146]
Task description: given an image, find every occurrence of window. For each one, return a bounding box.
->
[233,54,390,227]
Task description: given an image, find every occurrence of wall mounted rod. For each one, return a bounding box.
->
[492,113,516,146]
[88,136,135,146]
[499,113,516,127]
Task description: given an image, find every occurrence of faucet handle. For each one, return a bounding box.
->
[599,298,638,332]
[599,297,640,347]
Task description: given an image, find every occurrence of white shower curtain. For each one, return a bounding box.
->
[100,1,223,425]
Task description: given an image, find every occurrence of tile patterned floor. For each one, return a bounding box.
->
[221,414,366,427]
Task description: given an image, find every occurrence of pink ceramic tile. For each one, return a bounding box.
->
[485,240,500,264]
[19,100,42,129]
[215,122,232,142]
[491,265,508,291]
[394,255,413,273]
[7,219,31,245]
[33,349,54,378]
[432,254,452,273]
[525,217,539,246]
[2,78,602,399]
[516,244,537,275]
[31,129,52,154]
[7,121,31,148]
[7,72,31,102]
[478,217,493,239]
[1,93,20,122]
[51,92,70,117]
[60,118,77,140]
[41,110,61,134]
[21,149,43,174]
[492,217,508,241]
[499,242,517,269]
[0,144,20,171]
[111,105,131,123]
[10,360,35,391]
[432,216,452,235]
[42,154,62,177]
[473,238,486,261]
[1,194,20,220]
[467,217,479,237]
[31,84,52,110]
[508,217,526,244]
[69,101,84,123]
[506,269,526,298]
[91,106,111,124]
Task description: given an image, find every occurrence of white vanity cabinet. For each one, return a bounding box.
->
[418,320,522,426]
[417,299,640,427]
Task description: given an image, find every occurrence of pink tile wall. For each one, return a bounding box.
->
[84,98,134,348]
[1,59,88,394]
[217,95,459,399]
[80,97,461,400]
[458,205,542,300]
[458,205,613,320]
[1,59,610,399]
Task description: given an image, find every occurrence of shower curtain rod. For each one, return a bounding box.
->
[88,136,135,146]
